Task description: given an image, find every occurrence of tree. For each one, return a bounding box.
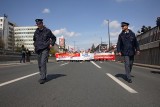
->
[15,36,25,52]
[90,44,95,53]
[148,26,151,30]
[49,47,58,57]
[15,44,22,52]
[140,25,152,33]
[137,30,141,34]
[137,25,152,35]
[141,25,147,33]
[156,17,160,27]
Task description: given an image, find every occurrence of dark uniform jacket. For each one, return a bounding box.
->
[117,29,140,56]
[33,27,56,53]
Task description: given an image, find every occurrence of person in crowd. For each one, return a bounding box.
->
[26,49,31,62]
[20,45,26,63]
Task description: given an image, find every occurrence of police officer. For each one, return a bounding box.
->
[117,22,140,83]
[33,19,56,84]
[20,45,26,63]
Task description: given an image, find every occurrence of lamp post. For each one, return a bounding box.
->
[106,19,110,51]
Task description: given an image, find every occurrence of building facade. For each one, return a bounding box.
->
[14,26,37,52]
[0,17,15,51]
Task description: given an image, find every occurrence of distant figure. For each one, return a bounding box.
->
[26,49,31,62]
[20,45,26,63]
[33,19,56,84]
[117,22,140,83]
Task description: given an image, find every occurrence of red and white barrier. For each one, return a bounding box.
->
[55,52,115,61]
[94,52,115,61]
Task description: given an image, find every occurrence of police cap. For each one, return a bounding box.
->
[121,22,129,27]
[35,19,43,23]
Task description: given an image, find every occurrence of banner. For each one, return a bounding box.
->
[55,52,115,61]
[55,52,94,61]
[94,52,115,61]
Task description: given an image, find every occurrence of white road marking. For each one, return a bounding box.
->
[0,65,24,68]
[91,61,101,68]
[60,62,69,66]
[0,63,27,66]
[0,62,37,68]
[106,73,138,93]
[0,72,39,87]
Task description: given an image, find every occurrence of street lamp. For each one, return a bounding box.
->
[106,19,110,51]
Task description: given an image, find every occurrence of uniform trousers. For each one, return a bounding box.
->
[37,49,49,79]
[124,56,134,79]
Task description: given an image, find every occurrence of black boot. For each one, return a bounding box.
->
[127,79,132,83]
[38,79,46,84]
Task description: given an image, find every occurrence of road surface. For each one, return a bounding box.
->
[0,61,160,107]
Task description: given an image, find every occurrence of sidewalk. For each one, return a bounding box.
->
[116,60,160,70]
[133,63,160,70]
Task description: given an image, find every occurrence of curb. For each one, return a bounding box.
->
[133,63,160,70]
[115,61,160,70]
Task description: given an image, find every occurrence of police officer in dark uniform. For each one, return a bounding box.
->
[33,19,56,84]
[117,22,140,83]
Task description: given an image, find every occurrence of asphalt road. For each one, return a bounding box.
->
[0,60,160,107]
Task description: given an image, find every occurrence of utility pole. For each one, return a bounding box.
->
[101,37,102,44]
[2,14,7,52]
[106,19,110,51]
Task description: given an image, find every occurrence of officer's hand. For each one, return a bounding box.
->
[136,51,140,55]
[118,52,122,56]
[49,44,52,49]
